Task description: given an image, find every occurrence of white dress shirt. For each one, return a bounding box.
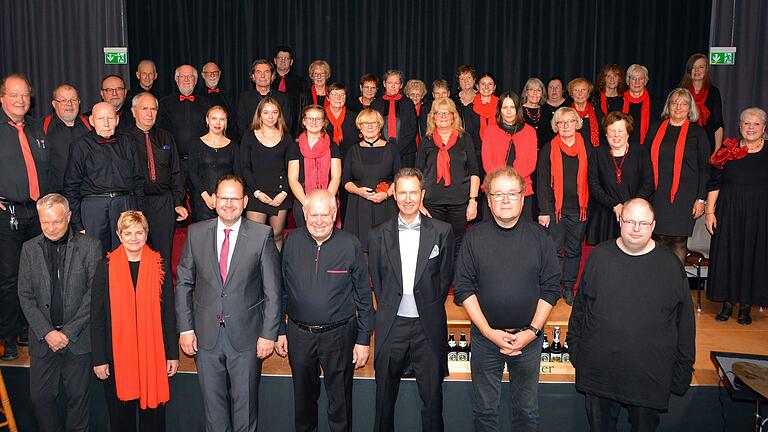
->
[397,214,420,317]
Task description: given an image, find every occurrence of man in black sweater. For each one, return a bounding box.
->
[568,198,695,431]
[453,166,561,432]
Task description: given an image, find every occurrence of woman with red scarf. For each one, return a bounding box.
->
[706,107,768,325]
[594,64,627,115]
[348,73,379,114]
[623,64,659,146]
[537,107,590,305]
[679,53,724,153]
[342,109,400,251]
[304,59,331,109]
[481,91,538,220]
[287,105,342,227]
[91,211,178,432]
[646,88,710,264]
[405,79,428,144]
[465,72,499,178]
[370,70,418,167]
[325,82,360,223]
[416,97,480,262]
[568,77,603,150]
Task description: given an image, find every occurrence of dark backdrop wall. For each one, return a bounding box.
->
[126,0,711,112]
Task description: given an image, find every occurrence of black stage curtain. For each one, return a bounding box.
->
[125,1,710,113]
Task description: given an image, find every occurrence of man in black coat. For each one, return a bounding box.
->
[368,167,455,432]
[237,59,293,137]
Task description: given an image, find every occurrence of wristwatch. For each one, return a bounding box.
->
[697,199,707,205]
[524,325,542,337]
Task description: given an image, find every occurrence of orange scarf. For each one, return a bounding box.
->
[433,130,459,186]
[325,106,346,146]
[688,86,710,127]
[573,101,600,147]
[550,133,589,221]
[622,90,651,144]
[107,245,169,409]
[472,94,499,140]
[650,119,689,204]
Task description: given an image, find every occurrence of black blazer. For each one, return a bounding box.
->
[368,216,454,375]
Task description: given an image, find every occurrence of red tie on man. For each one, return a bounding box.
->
[8,122,40,200]
[144,131,157,182]
[219,228,232,283]
[179,95,195,102]
[278,75,287,93]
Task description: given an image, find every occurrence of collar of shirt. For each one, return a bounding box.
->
[217,217,242,238]
[397,213,421,231]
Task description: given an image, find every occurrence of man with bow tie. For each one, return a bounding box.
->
[63,102,144,255]
[199,62,236,139]
[367,167,454,432]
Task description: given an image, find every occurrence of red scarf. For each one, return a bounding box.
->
[414,101,423,148]
[650,119,689,203]
[573,101,600,147]
[382,93,403,138]
[472,94,499,140]
[311,85,330,109]
[107,245,169,409]
[298,132,332,193]
[550,133,589,221]
[433,130,459,186]
[622,90,651,143]
[688,86,710,127]
[325,106,346,146]
[709,137,748,169]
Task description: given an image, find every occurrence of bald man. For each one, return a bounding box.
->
[126,59,161,104]
[63,102,144,255]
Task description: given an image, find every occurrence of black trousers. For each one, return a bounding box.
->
[374,317,444,432]
[103,363,166,432]
[424,202,466,263]
[0,201,39,345]
[545,212,586,291]
[585,393,660,432]
[143,193,175,263]
[30,349,91,432]
[287,318,356,432]
[81,195,137,256]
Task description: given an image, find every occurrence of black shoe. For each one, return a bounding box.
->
[737,305,752,325]
[0,350,18,361]
[715,302,733,321]
[17,334,29,346]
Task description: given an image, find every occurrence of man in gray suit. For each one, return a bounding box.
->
[17,193,101,432]
[176,174,282,432]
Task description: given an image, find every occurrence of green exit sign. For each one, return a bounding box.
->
[104,47,128,65]
[709,47,736,65]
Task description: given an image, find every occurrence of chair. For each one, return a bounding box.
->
[0,369,17,432]
[686,216,711,312]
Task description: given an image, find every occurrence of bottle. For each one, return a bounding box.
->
[550,326,563,362]
[562,338,570,363]
[457,333,469,361]
[447,333,457,361]
[540,333,551,362]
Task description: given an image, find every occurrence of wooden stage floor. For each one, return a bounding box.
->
[2,294,765,387]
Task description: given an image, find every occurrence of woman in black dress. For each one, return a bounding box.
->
[454,65,477,111]
[586,111,653,245]
[595,64,626,116]
[541,77,570,148]
[187,105,239,222]
[342,109,400,251]
[706,107,768,325]
[568,77,603,149]
[680,53,725,153]
[521,77,546,137]
[325,82,360,223]
[241,97,292,250]
[647,88,710,264]
[464,72,498,178]
[348,73,378,114]
[623,64,658,146]
[405,79,428,144]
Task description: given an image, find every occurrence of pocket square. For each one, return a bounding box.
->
[429,245,440,259]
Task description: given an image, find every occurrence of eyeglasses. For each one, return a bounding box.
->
[556,119,577,127]
[434,111,454,118]
[177,75,196,81]
[54,98,80,105]
[329,91,346,98]
[217,196,244,204]
[362,86,378,91]
[275,56,292,61]
[305,117,325,123]
[620,218,654,229]
[202,70,221,76]
[489,190,523,202]
[360,121,380,128]
[101,87,125,93]
[310,72,327,78]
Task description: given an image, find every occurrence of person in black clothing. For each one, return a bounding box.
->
[594,64,626,116]
[187,105,239,223]
[91,211,178,432]
[453,166,561,432]
[63,102,144,256]
[586,111,653,246]
[569,198,695,432]
[623,64,660,147]
[96,75,134,132]
[416,97,480,262]
[199,62,236,137]
[305,60,332,109]
[418,79,451,142]
[272,45,306,134]
[126,92,188,263]
[347,73,379,114]
[238,59,294,138]
[680,53,725,153]
[464,72,498,174]
[40,84,92,193]
[325,82,360,223]
[371,70,418,168]
[540,77,570,148]
[276,189,374,432]
[568,77,603,150]
[0,74,47,360]
[520,77,546,138]
[405,79,428,145]
[126,60,161,105]
[454,65,477,114]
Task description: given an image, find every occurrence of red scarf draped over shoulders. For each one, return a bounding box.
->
[650,119,689,203]
[573,101,600,147]
[298,132,332,193]
[622,90,651,143]
[549,133,589,221]
[688,85,710,127]
[472,94,499,140]
[433,129,459,186]
[325,106,346,146]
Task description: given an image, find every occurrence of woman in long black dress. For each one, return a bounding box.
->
[647,88,710,264]
[342,109,400,251]
[586,111,653,245]
[241,97,292,250]
[187,105,239,222]
[595,64,626,116]
[680,53,725,153]
[706,107,768,325]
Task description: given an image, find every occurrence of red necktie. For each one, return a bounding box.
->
[8,122,40,201]
[144,131,157,182]
[179,95,195,102]
[278,75,287,93]
[208,88,220,94]
[219,228,232,283]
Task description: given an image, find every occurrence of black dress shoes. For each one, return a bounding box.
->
[737,304,752,325]
[715,302,733,321]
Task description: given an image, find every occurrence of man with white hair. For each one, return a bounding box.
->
[158,64,209,163]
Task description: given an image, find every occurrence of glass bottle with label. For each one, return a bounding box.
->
[447,333,457,361]
[457,333,469,361]
[550,326,563,362]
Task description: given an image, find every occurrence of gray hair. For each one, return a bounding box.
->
[520,77,546,105]
[661,88,699,123]
[131,91,158,108]
[36,193,70,213]
[174,64,198,80]
[304,189,337,213]
[551,106,583,133]
[625,64,649,84]
[382,69,404,84]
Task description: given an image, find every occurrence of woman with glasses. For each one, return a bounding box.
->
[540,77,570,149]
[287,105,342,227]
[646,88,710,264]
[348,73,379,113]
[342,109,400,250]
[371,69,418,167]
[586,111,653,245]
[568,77,603,149]
[595,64,627,116]
[416,97,480,261]
[537,107,590,305]
[305,60,331,109]
[623,64,659,146]
[325,82,360,223]
[521,77,547,136]
[405,79,428,145]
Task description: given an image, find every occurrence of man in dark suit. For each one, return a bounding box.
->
[176,174,282,432]
[17,193,101,432]
[368,167,455,432]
